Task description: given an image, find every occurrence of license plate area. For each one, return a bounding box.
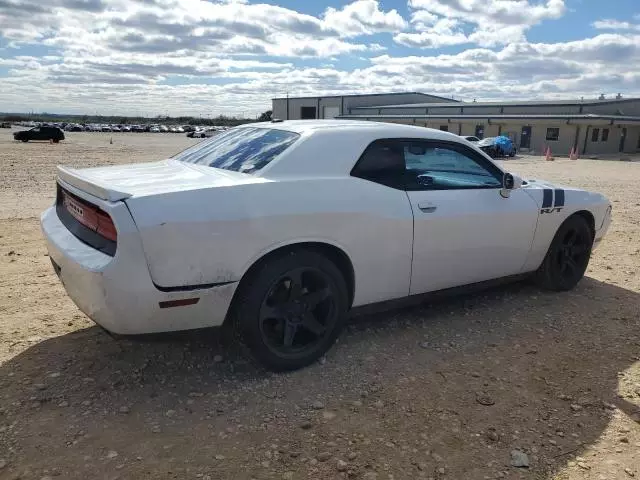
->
[61,190,98,230]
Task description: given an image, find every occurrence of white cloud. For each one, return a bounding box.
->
[396,0,567,48]
[593,19,640,31]
[323,0,407,37]
[395,18,467,48]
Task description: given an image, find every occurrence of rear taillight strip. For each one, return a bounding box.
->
[56,185,117,256]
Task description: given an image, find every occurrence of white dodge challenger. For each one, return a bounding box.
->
[41,120,612,370]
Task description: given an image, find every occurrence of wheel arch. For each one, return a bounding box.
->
[226,241,356,324]
[572,209,596,241]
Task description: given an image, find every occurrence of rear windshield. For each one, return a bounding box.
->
[173,127,299,174]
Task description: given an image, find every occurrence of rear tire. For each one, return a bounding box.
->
[21,138,28,142]
[230,250,348,371]
[534,215,593,291]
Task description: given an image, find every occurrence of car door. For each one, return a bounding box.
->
[401,139,540,295]
[29,127,41,140]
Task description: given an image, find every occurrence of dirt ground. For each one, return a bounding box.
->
[1,130,639,480]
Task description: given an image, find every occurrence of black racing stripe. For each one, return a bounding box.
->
[554,189,565,207]
[542,189,553,208]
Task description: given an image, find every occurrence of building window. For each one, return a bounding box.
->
[601,128,609,142]
[591,128,600,142]
[545,128,560,141]
[439,125,448,132]
[300,106,316,119]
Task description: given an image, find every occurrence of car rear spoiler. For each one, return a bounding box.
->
[57,165,132,202]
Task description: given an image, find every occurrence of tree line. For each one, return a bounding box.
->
[1,111,273,126]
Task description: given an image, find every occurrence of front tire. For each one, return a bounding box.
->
[534,215,593,291]
[231,250,348,371]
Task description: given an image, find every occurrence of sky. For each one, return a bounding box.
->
[0,0,639,117]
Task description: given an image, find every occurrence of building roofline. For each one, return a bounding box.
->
[338,113,640,124]
[272,91,460,102]
[350,97,640,110]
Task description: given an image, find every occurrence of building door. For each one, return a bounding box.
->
[323,106,340,119]
[520,126,532,149]
[300,106,316,119]
[475,124,485,139]
[619,127,627,152]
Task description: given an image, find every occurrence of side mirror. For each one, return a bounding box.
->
[503,173,523,190]
[501,173,523,198]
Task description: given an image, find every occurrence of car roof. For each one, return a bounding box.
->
[248,119,461,141]
[253,120,500,178]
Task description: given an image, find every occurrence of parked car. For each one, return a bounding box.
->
[149,126,160,133]
[14,126,65,143]
[186,128,213,138]
[1,122,11,128]
[478,136,516,158]
[41,120,611,371]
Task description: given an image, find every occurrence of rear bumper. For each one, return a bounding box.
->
[41,200,237,335]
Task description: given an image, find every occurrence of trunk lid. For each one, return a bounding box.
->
[57,159,263,202]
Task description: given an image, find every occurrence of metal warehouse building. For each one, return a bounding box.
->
[272,92,640,156]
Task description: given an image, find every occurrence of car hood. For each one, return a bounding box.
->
[522,178,574,190]
[57,159,268,201]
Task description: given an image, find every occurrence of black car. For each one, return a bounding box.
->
[13,126,65,143]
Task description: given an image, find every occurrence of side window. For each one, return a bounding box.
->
[352,139,503,191]
[403,141,503,191]
[351,140,405,189]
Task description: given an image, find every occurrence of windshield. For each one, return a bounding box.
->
[173,127,299,174]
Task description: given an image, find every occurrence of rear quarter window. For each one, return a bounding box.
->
[173,127,299,174]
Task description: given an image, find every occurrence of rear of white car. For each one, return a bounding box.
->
[41,175,238,335]
[41,124,305,335]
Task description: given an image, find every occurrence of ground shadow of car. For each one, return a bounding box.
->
[0,277,638,479]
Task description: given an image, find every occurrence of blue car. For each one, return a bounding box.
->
[478,136,516,158]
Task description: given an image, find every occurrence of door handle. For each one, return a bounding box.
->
[418,202,437,213]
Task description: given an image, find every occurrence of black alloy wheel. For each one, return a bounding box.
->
[232,250,348,371]
[535,215,593,291]
[553,228,590,282]
[259,267,337,357]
